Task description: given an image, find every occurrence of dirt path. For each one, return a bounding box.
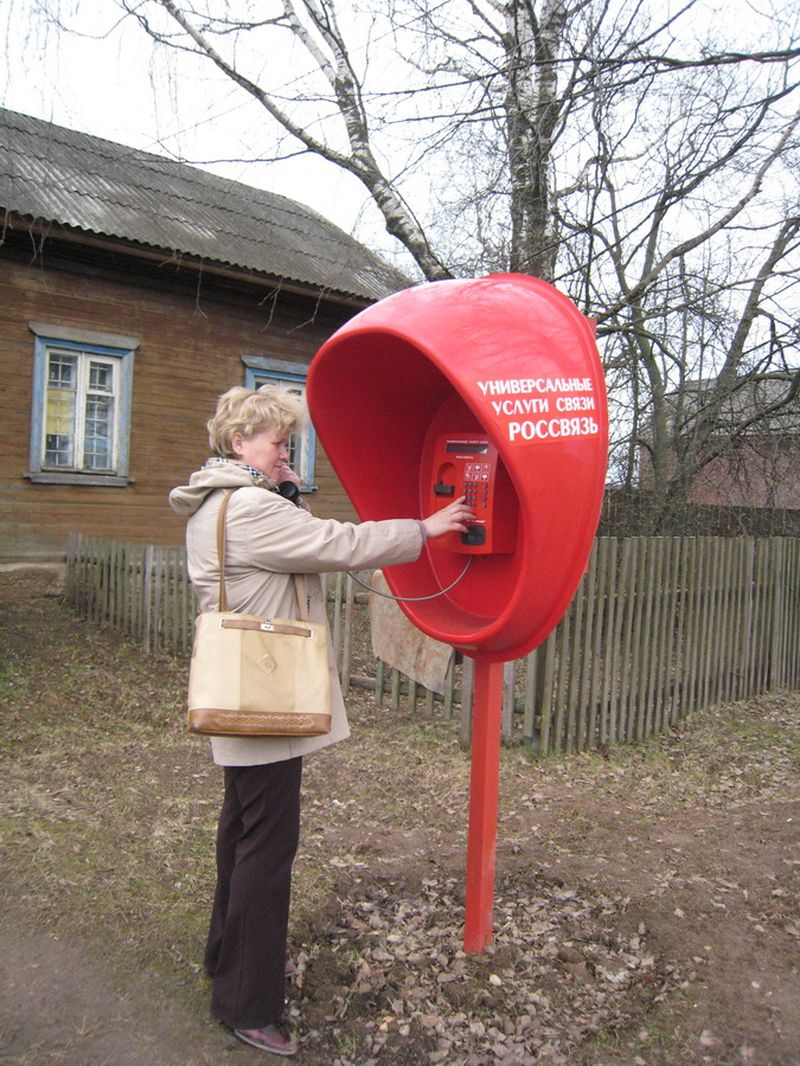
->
[1,569,798,1064]
[1,923,230,1065]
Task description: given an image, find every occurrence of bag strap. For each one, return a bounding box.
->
[295,573,309,621]
[215,489,236,613]
[215,487,308,620]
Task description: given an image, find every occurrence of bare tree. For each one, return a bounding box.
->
[28,0,800,529]
[571,72,800,525]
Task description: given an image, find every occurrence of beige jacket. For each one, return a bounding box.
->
[169,461,423,766]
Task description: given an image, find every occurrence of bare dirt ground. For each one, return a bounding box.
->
[1,568,798,1065]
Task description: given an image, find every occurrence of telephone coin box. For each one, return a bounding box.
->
[426,435,515,555]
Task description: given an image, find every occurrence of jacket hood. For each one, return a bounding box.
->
[169,461,277,517]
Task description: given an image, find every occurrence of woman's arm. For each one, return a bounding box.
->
[228,489,474,575]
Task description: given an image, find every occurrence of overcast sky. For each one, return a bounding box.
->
[3,0,795,283]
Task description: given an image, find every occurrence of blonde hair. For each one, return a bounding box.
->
[207,385,306,458]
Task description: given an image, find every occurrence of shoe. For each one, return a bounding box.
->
[233,1023,297,1056]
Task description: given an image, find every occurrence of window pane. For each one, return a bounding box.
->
[44,353,77,466]
[85,360,116,469]
[48,352,75,389]
[88,361,113,393]
[83,395,114,470]
[254,374,307,481]
[44,432,73,467]
[286,436,299,471]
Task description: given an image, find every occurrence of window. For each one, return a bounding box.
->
[242,357,317,491]
[28,323,138,486]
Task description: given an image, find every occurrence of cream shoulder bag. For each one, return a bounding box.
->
[187,488,332,737]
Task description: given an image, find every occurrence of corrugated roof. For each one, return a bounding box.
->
[0,107,410,302]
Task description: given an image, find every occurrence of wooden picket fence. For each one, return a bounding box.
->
[64,533,800,754]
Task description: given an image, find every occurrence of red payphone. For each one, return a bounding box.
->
[428,435,504,552]
[424,422,516,556]
[307,274,605,661]
[307,273,608,952]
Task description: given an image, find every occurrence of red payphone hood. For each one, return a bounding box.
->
[307,273,608,661]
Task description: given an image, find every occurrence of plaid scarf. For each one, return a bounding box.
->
[203,456,273,487]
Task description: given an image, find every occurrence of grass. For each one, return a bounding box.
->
[0,603,209,986]
[2,577,800,1064]
[536,698,800,812]
[0,596,472,993]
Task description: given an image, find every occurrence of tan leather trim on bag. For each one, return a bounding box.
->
[220,618,312,638]
[188,708,332,736]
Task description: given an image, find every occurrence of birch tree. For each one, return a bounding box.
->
[30,0,800,528]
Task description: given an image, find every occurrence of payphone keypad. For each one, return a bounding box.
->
[464,463,491,509]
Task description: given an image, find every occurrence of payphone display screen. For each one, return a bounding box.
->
[445,441,488,454]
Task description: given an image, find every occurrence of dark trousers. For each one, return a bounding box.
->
[204,757,303,1029]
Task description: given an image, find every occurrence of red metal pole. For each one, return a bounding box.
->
[463,657,504,953]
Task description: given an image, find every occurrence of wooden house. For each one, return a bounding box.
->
[639,374,800,509]
[0,108,408,562]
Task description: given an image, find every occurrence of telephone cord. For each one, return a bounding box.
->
[347,557,473,602]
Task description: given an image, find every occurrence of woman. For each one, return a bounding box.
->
[169,385,473,1056]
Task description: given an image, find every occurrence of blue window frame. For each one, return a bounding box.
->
[242,357,317,491]
[27,323,138,486]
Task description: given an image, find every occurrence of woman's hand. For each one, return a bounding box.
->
[422,496,476,539]
[274,461,302,487]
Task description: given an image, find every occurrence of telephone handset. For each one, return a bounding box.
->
[429,435,515,554]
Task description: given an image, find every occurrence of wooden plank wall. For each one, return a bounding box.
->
[65,534,800,754]
[0,233,358,562]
